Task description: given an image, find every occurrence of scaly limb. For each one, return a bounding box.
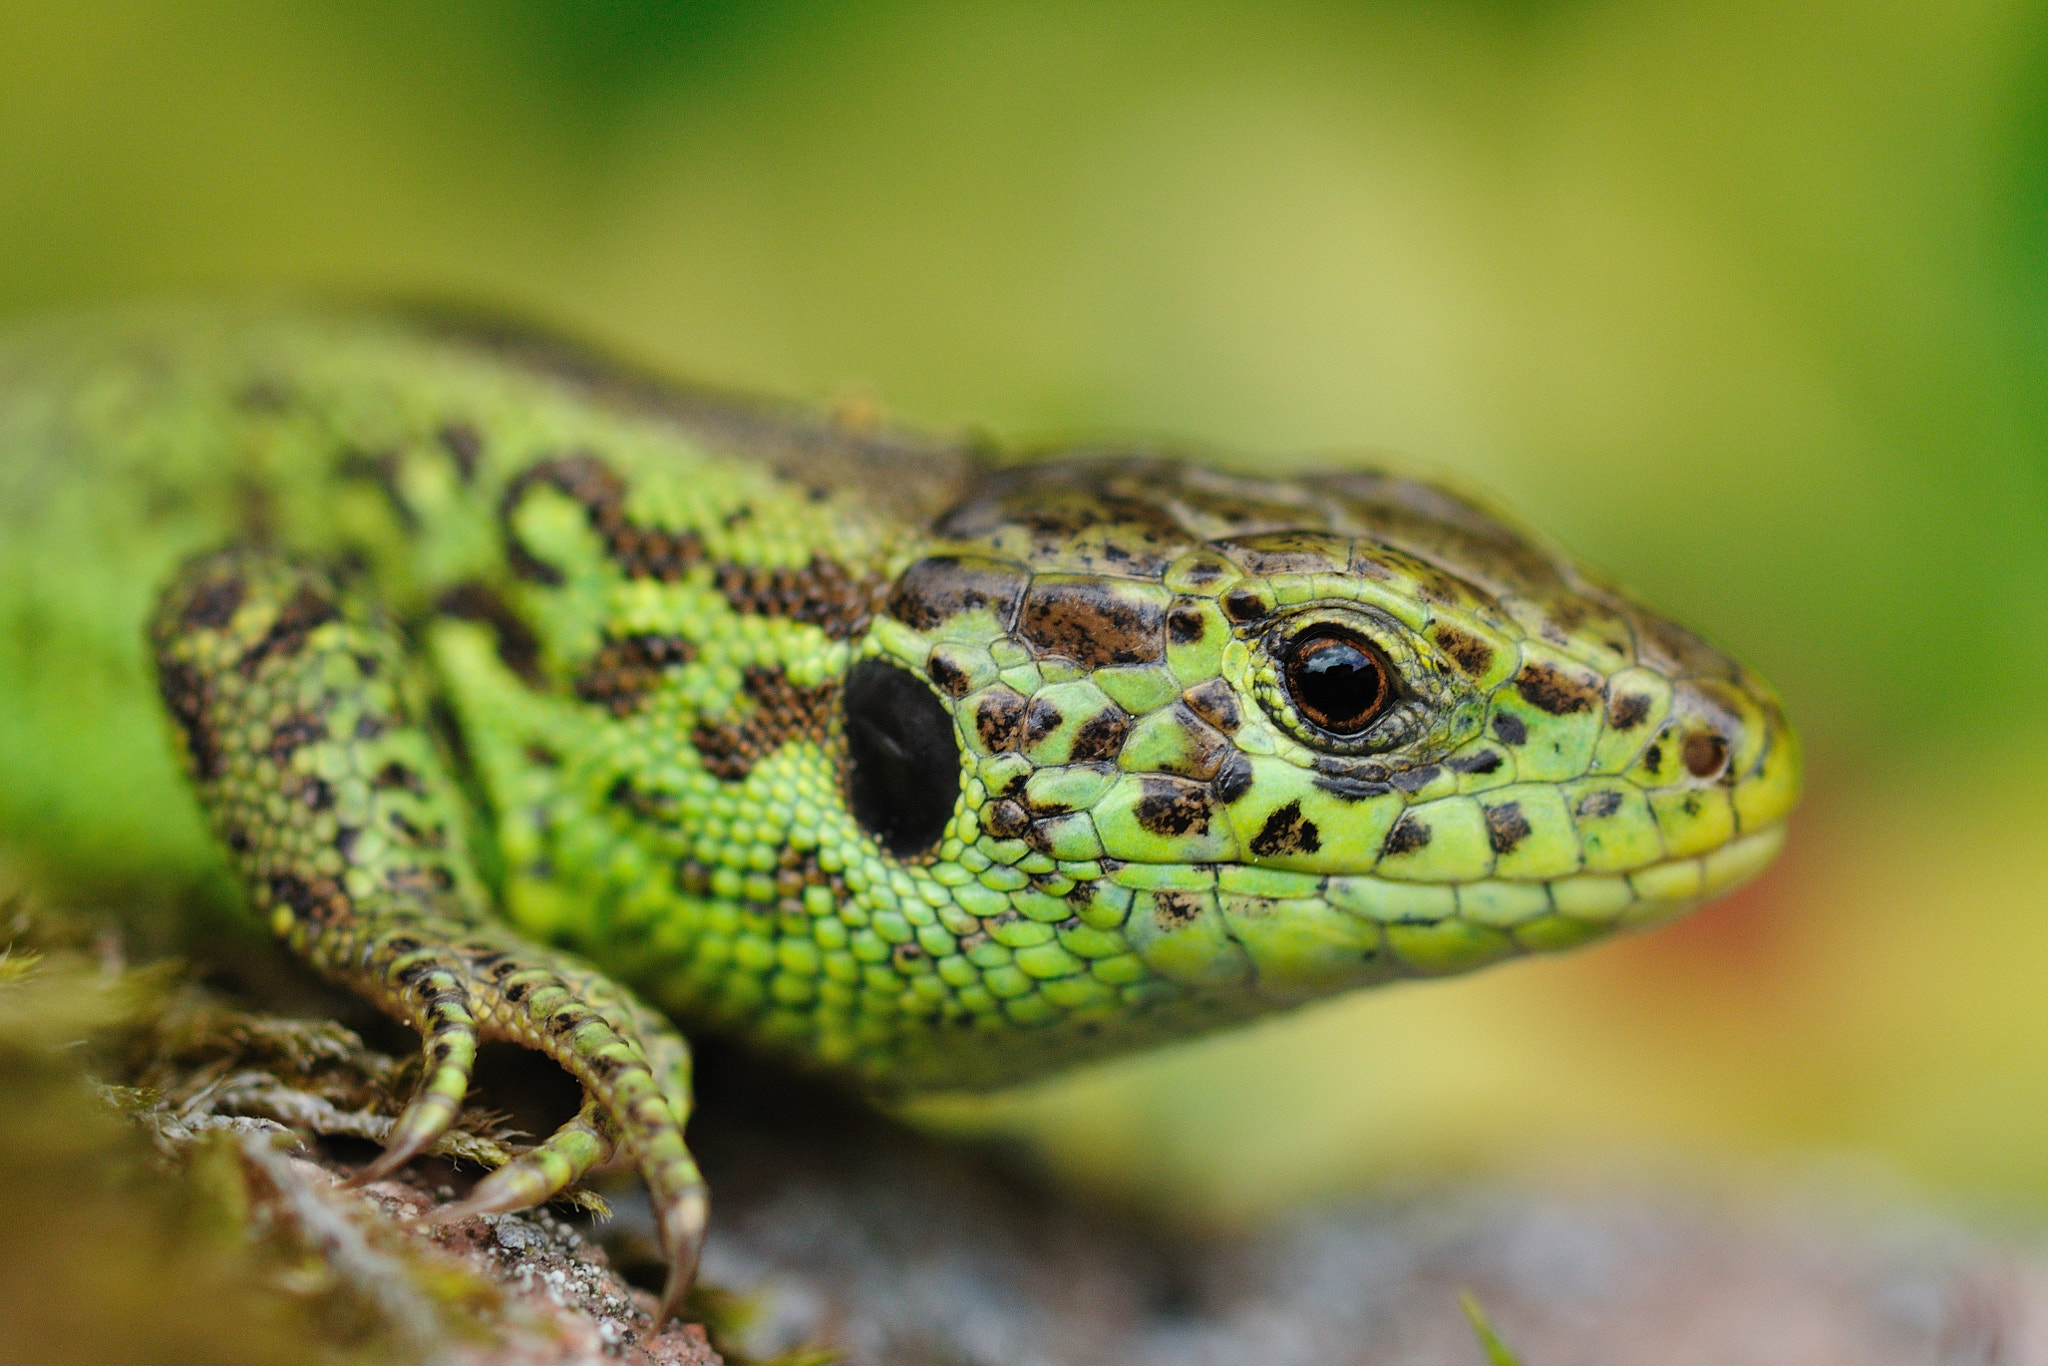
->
[151,548,706,1323]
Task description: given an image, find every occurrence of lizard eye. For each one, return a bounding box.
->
[844,658,961,857]
[1282,627,1390,735]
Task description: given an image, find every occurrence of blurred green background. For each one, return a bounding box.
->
[5,0,2047,1227]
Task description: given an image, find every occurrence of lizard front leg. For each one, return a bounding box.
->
[150,548,706,1322]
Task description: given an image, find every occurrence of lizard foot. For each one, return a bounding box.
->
[151,547,706,1323]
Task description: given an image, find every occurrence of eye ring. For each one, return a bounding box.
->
[1282,627,1391,735]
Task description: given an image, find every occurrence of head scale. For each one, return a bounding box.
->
[839,455,1799,1090]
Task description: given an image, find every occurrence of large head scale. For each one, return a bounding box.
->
[840,455,1799,1089]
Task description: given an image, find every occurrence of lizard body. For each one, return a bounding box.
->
[0,304,1800,1320]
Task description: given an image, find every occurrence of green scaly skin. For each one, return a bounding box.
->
[0,304,1800,1323]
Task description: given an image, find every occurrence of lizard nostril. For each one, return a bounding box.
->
[1681,730,1731,780]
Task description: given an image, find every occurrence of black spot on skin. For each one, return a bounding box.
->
[1180,678,1241,733]
[926,652,973,697]
[1070,707,1133,763]
[1643,742,1664,771]
[301,778,332,811]
[887,556,1030,632]
[1017,579,1166,667]
[1576,790,1624,819]
[334,827,360,860]
[1211,751,1255,804]
[501,453,704,585]
[1608,693,1652,731]
[974,687,1027,752]
[1493,712,1528,747]
[1166,603,1208,645]
[982,799,1030,839]
[1682,731,1731,780]
[715,557,883,640]
[1383,814,1432,857]
[1249,800,1322,857]
[1221,587,1267,623]
[1513,662,1602,716]
[844,658,962,857]
[1448,750,1502,775]
[267,714,326,763]
[1022,696,1065,748]
[1484,801,1532,855]
[237,585,339,679]
[373,762,427,795]
[1314,772,1392,802]
[1133,778,1213,838]
[436,582,544,687]
[438,423,482,482]
[180,577,245,631]
[225,827,250,853]
[575,632,698,715]
[1390,765,1441,794]
[1432,625,1495,677]
[156,660,220,780]
[1153,892,1205,927]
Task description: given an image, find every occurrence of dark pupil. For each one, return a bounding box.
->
[1286,631,1387,733]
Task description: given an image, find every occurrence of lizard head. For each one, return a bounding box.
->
[849,455,1799,1086]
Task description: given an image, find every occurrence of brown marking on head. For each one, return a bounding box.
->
[500,453,704,584]
[926,651,974,697]
[1432,625,1495,678]
[1576,789,1624,819]
[1070,706,1134,762]
[1447,749,1502,775]
[1389,764,1442,795]
[1017,579,1166,667]
[1682,730,1731,780]
[716,557,885,640]
[1483,801,1531,855]
[1213,531,1349,576]
[1513,661,1602,716]
[692,665,837,781]
[575,632,698,716]
[1133,777,1214,838]
[974,687,1028,752]
[1152,891,1206,927]
[1248,800,1321,857]
[1166,602,1209,645]
[1213,751,1256,803]
[1221,586,1268,623]
[1492,712,1528,746]
[1607,693,1652,731]
[887,556,1030,632]
[1180,678,1241,733]
[1022,695,1066,749]
[1159,704,1234,781]
[982,798,1031,839]
[435,581,544,687]
[1383,813,1432,857]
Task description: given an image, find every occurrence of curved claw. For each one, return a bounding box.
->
[344,966,480,1189]
[430,1101,611,1223]
[654,1177,710,1327]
